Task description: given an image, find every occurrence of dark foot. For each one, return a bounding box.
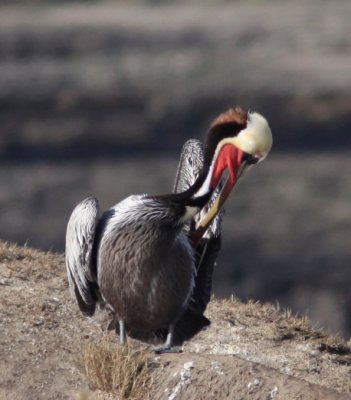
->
[153,345,183,354]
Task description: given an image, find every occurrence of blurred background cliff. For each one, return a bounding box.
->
[0,0,350,338]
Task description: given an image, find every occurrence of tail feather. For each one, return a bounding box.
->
[74,284,96,316]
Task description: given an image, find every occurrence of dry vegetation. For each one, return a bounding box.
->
[0,240,350,399]
[82,339,153,399]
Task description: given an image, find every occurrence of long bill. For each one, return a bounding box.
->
[191,175,231,246]
[191,147,249,247]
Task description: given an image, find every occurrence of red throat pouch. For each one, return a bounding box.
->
[210,144,244,189]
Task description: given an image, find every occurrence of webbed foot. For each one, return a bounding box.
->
[153,345,183,354]
[152,324,182,354]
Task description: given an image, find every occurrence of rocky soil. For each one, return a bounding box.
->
[0,241,350,399]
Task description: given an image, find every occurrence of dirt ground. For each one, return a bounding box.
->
[0,241,350,399]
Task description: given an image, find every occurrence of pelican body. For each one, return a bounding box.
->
[97,195,195,337]
[65,107,272,351]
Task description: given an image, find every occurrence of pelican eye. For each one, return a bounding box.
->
[243,153,260,165]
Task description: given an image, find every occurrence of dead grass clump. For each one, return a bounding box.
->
[0,241,34,262]
[83,338,152,399]
[277,314,325,341]
[0,240,64,283]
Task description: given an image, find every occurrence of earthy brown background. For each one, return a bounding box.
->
[0,0,350,338]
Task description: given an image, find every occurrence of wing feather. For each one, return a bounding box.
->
[173,139,204,194]
[65,196,100,315]
[169,138,224,343]
[173,139,223,238]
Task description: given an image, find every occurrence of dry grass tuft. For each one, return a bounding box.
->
[0,239,64,283]
[0,241,35,262]
[83,337,153,399]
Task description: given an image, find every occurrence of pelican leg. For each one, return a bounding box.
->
[153,324,182,354]
[118,320,127,345]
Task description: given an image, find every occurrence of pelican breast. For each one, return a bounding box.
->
[96,195,195,333]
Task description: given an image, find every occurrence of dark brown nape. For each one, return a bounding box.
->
[210,107,247,129]
[203,107,248,168]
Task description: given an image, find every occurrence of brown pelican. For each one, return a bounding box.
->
[65,107,272,352]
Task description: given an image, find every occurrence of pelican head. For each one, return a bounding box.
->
[191,107,273,243]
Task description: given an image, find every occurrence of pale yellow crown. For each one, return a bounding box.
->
[231,111,273,161]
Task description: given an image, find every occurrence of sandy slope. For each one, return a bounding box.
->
[0,241,350,399]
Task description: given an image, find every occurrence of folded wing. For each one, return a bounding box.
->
[65,196,100,316]
[172,139,224,343]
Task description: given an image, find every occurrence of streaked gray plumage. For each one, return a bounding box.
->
[65,107,273,349]
[97,195,195,335]
[66,139,223,343]
[65,197,100,316]
[174,139,224,238]
[65,140,221,347]
[66,193,196,347]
